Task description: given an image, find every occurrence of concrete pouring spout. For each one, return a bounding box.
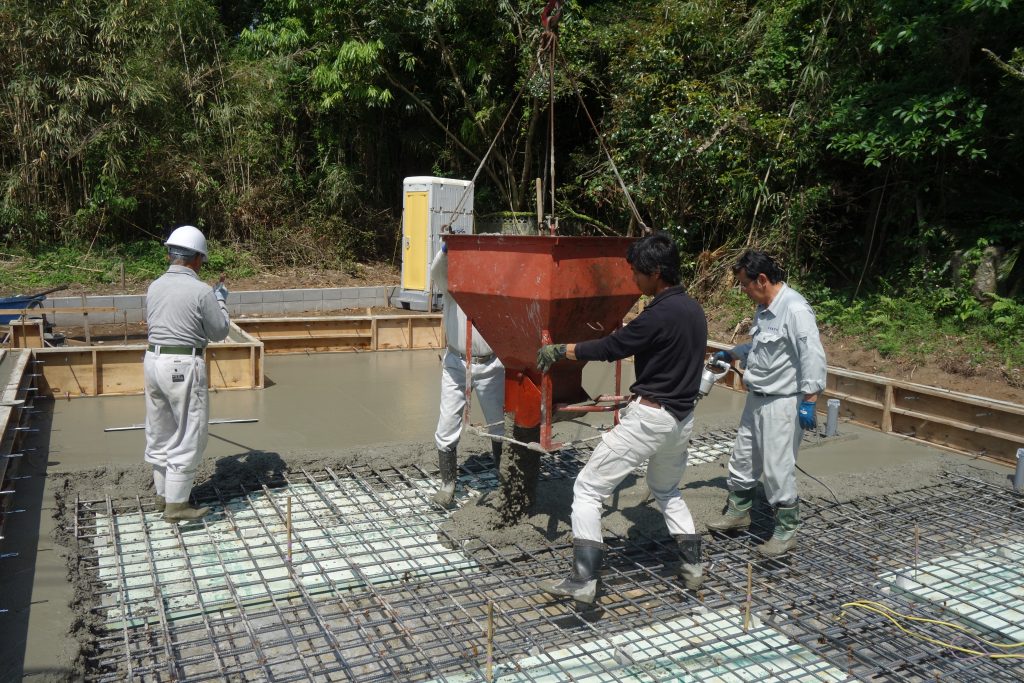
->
[445,233,639,449]
[698,359,731,400]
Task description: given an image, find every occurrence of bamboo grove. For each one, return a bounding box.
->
[1,0,1022,296]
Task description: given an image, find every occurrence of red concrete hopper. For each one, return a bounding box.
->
[446,234,639,429]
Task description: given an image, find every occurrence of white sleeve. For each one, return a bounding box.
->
[791,306,827,394]
[429,250,448,294]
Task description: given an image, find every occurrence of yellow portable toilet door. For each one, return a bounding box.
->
[402,191,429,291]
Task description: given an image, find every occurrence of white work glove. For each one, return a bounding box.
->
[213,281,229,303]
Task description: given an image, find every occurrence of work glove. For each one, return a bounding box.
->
[536,343,567,373]
[798,401,817,430]
[711,350,732,365]
[441,241,448,253]
[213,281,229,303]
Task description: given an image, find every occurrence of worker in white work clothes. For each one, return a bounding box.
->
[706,250,827,556]
[535,232,708,604]
[144,225,231,523]
[430,241,505,508]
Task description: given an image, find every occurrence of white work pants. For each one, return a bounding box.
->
[144,351,209,504]
[434,350,505,450]
[727,393,801,506]
[572,400,696,543]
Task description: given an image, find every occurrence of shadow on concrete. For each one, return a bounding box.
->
[191,450,288,502]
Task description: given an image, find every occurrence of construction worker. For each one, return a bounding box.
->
[535,232,708,603]
[706,250,827,556]
[430,241,505,507]
[144,225,231,522]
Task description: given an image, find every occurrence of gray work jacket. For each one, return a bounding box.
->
[731,283,827,396]
[146,265,231,347]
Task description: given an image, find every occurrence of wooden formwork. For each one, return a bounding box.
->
[829,367,1024,464]
[0,349,36,540]
[235,314,443,355]
[33,322,263,398]
[8,319,44,348]
[708,341,1024,466]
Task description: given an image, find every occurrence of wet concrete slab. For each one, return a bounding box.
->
[0,350,1013,681]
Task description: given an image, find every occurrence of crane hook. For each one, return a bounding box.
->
[541,0,563,32]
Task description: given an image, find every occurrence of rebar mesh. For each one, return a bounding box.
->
[73,453,1024,681]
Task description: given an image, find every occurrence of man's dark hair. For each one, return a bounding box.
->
[733,250,785,284]
[626,232,681,285]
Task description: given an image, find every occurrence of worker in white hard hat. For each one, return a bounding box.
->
[706,250,827,556]
[430,240,505,508]
[144,225,231,522]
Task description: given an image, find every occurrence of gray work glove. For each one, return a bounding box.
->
[213,281,229,303]
[536,344,567,373]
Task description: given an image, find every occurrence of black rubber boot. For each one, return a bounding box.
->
[155,495,166,512]
[538,540,604,604]
[431,446,458,507]
[675,534,704,590]
[491,440,502,475]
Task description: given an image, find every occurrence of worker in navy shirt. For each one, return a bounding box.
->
[535,232,707,604]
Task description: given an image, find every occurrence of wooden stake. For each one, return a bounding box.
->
[913,523,920,580]
[81,295,91,344]
[535,178,543,233]
[486,600,494,682]
[743,562,753,632]
[286,495,293,564]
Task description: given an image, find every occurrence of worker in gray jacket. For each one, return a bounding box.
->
[706,250,826,556]
[430,241,505,507]
[145,225,231,522]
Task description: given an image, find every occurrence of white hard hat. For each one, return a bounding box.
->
[164,225,208,262]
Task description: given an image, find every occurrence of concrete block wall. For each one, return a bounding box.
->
[40,286,398,325]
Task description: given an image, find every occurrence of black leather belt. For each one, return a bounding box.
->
[457,351,495,364]
[148,344,203,355]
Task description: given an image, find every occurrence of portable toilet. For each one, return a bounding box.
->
[394,176,474,311]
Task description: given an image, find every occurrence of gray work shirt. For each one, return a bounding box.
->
[146,265,231,347]
[430,250,495,358]
[731,283,827,396]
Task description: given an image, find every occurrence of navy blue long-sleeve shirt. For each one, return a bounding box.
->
[574,286,707,420]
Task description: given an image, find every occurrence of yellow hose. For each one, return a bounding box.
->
[839,600,1024,659]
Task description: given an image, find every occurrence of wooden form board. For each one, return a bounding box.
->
[33,322,263,398]
[235,314,442,355]
[707,340,1024,466]
[0,349,34,541]
[0,307,118,315]
[8,319,44,348]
